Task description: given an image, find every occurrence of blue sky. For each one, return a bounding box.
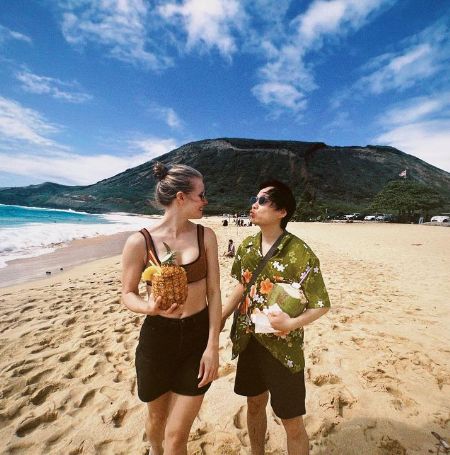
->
[0,0,449,187]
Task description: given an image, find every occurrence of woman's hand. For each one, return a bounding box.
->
[143,293,182,316]
[197,345,219,387]
[267,310,296,336]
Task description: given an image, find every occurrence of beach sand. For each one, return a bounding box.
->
[0,220,449,454]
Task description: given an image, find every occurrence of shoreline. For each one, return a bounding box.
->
[0,218,447,289]
[0,231,134,288]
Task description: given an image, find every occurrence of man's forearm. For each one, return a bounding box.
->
[291,307,329,330]
[222,283,244,319]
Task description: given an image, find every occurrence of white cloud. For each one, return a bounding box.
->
[159,0,243,57]
[0,150,142,185]
[374,93,450,172]
[16,70,92,103]
[378,94,450,126]
[0,96,64,150]
[59,0,171,69]
[0,24,32,44]
[252,0,393,114]
[252,82,307,114]
[293,0,387,47]
[358,44,438,94]
[356,19,450,94]
[0,96,177,185]
[148,104,183,129]
[128,137,178,159]
[0,137,177,186]
[374,119,450,172]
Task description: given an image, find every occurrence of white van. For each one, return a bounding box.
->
[430,215,449,223]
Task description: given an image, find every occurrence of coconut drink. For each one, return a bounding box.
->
[265,282,307,317]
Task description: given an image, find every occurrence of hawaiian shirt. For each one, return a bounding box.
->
[231,231,331,372]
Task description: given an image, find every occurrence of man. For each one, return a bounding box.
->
[224,239,236,257]
[222,180,330,455]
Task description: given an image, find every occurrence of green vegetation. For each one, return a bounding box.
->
[370,179,444,222]
[1,138,449,220]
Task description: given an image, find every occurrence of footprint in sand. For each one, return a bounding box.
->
[218,363,236,378]
[11,365,35,377]
[26,369,52,385]
[19,305,36,313]
[58,351,76,362]
[377,435,406,455]
[15,410,58,437]
[233,405,245,430]
[6,358,35,373]
[312,373,341,386]
[30,383,60,406]
[111,408,127,427]
[3,442,34,454]
[331,391,355,418]
[75,389,96,408]
[308,352,321,365]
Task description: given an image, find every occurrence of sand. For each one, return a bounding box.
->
[0,231,134,288]
[0,220,449,454]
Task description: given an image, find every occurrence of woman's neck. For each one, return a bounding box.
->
[160,209,190,237]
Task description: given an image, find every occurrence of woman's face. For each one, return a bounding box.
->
[184,177,208,219]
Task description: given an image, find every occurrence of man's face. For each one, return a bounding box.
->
[249,186,286,227]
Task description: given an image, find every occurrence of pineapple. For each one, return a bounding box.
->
[142,242,188,310]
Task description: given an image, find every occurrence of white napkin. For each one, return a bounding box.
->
[250,304,283,333]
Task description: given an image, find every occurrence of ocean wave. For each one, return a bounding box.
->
[0,214,153,268]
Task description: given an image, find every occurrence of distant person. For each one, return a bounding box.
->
[222,179,331,455]
[121,162,221,455]
[224,239,235,257]
[222,219,228,226]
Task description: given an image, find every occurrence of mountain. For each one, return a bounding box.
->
[1,138,449,216]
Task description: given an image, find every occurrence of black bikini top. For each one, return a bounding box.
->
[139,224,207,283]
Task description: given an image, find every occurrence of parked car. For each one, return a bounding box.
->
[345,212,363,220]
[431,215,449,223]
[364,215,376,221]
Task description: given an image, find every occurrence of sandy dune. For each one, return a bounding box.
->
[0,221,449,454]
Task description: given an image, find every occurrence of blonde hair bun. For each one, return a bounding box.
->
[153,162,169,181]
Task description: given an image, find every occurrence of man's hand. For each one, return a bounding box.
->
[267,310,296,336]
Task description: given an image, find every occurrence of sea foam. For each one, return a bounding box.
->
[0,210,153,268]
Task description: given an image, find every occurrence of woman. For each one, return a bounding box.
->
[121,162,221,455]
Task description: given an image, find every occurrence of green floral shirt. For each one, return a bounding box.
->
[231,231,330,372]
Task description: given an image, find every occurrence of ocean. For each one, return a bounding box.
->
[0,204,152,268]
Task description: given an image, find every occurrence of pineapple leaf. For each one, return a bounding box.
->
[161,242,176,265]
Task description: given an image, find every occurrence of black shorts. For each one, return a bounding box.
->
[135,307,211,402]
[235,336,306,419]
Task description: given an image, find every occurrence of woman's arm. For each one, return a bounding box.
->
[197,226,221,387]
[121,233,176,315]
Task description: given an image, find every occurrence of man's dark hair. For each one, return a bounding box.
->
[258,179,296,229]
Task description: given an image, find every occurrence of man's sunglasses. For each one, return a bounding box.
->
[249,195,270,206]
[199,192,207,201]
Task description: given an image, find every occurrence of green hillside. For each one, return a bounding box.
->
[1,138,449,217]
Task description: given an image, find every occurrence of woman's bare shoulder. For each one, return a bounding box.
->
[203,225,218,245]
[124,231,146,250]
